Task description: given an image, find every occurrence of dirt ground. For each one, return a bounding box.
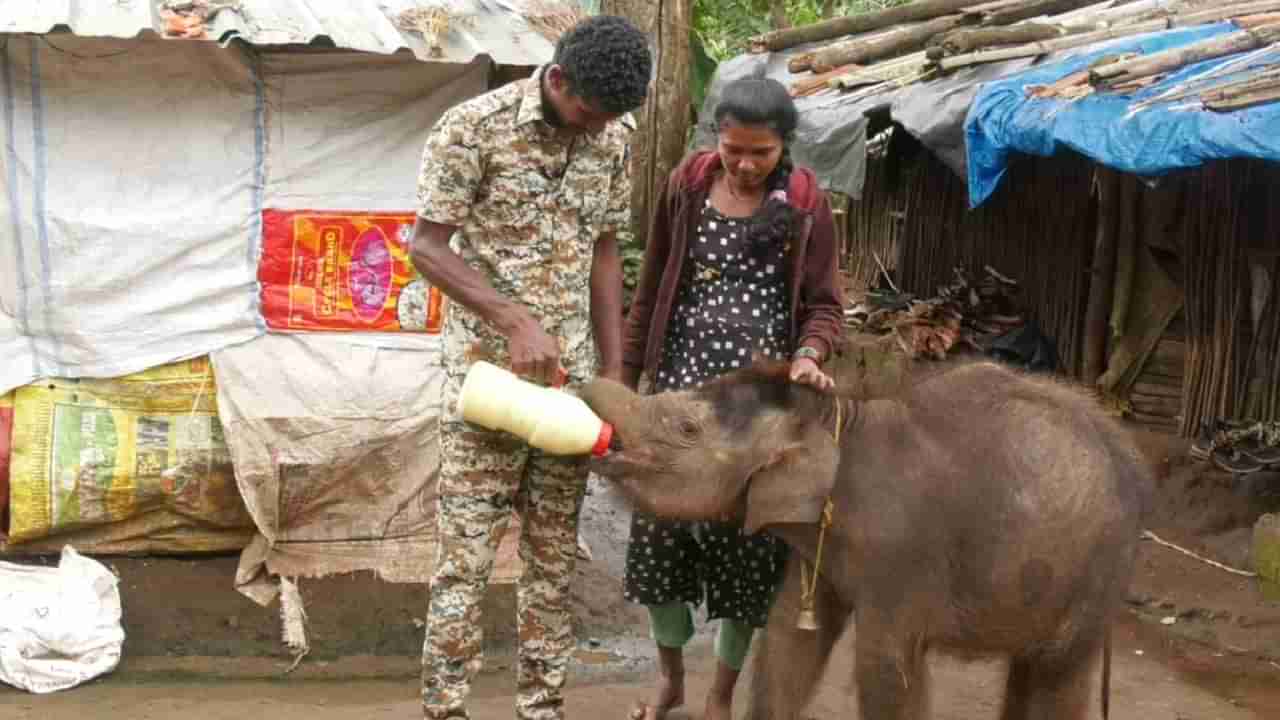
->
[3,427,1280,718]
[0,610,1276,719]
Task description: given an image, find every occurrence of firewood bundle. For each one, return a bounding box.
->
[764,0,1280,109]
[848,266,1027,361]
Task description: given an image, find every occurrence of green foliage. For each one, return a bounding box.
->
[692,0,912,61]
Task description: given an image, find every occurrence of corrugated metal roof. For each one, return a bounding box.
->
[0,0,577,66]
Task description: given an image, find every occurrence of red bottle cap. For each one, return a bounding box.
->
[591,422,614,457]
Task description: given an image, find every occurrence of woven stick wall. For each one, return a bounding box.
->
[1179,159,1280,435]
[847,141,1097,376]
[843,140,904,294]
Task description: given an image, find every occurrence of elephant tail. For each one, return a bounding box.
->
[1100,624,1112,720]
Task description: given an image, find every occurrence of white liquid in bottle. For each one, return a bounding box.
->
[458,361,613,456]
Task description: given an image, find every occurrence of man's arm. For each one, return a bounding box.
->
[412,108,562,386]
[410,220,561,385]
[590,229,624,383]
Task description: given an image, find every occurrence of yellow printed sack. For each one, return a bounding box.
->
[6,358,253,547]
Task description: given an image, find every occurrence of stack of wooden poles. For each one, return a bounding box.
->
[762,0,1280,108]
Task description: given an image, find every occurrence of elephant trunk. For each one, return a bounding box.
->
[578,378,642,443]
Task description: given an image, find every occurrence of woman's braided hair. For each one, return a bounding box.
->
[712,77,800,255]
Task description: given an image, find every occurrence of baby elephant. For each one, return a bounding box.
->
[580,360,1151,720]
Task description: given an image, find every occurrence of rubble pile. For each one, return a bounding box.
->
[847,265,1026,360]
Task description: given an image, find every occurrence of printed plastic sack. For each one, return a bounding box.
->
[6,358,253,545]
[1,392,13,534]
[258,210,446,333]
[0,545,124,693]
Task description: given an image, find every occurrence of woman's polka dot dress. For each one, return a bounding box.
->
[623,199,792,628]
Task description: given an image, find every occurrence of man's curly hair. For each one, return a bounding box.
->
[553,15,652,114]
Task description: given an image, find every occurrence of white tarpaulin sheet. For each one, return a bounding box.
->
[0,34,489,394]
[1,36,261,392]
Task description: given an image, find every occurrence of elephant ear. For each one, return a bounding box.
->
[743,425,839,535]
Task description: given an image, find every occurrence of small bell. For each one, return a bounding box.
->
[797,559,821,631]
[796,605,819,631]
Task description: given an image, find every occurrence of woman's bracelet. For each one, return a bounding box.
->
[793,346,821,363]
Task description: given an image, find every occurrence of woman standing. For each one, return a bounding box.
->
[620,77,844,720]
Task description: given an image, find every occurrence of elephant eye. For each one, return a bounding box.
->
[677,418,701,438]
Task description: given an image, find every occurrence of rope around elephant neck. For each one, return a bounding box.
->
[797,397,844,630]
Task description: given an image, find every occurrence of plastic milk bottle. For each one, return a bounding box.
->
[458,361,613,457]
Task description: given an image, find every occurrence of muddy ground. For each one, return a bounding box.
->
[2,427,1279,717]
[0,611,1276,719]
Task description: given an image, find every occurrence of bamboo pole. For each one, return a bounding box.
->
[1090,24,1280,87]
[749,0,988,53]
[1083,168,1120,386]
[810,15,969,73]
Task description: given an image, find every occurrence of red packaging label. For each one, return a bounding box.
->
[0,397,13,534]
[259,210,445,333]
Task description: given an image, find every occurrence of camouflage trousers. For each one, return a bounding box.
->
[422,414,590,720]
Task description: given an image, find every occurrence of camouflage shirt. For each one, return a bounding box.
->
[416,66,634,384]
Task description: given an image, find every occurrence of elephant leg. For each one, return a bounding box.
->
[743,556,850,720]
[999,644,1099,720]
[853,616,930,720]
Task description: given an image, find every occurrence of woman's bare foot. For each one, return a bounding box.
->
[629,646,685,720]
[702,659,740,720]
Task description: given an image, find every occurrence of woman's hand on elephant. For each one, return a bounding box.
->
[789,357,834,392]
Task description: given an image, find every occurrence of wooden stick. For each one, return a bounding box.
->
[1083,168,1120,385]
[750,0,988,53]
[932,22,1064,57]
[1205,80,1280,110]
[983,0,1103,26]
[788,24,904,73]
[1091,24,1280,87]
[812,15,969,73]
[789,63,862,97]
[939,18,1168,69]
[1133,381,1184,398]
[1126,48,1280,112]
[1173,1,1280,28]
[1143,530,1259,577]
[1235,12,1280,28]
[1131,395,1184,415]
[1057,0,1178,31]
[832,51,932,89]
[1130,410,1181,427]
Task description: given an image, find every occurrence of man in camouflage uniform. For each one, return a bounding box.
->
[410,16,652,720]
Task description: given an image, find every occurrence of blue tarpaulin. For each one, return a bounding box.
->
[965,22,1280,208]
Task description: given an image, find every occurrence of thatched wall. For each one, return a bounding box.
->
[845,134,1280,436]
[847,130,1097,377]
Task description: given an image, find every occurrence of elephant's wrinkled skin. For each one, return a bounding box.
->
[580,360,1152,720]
